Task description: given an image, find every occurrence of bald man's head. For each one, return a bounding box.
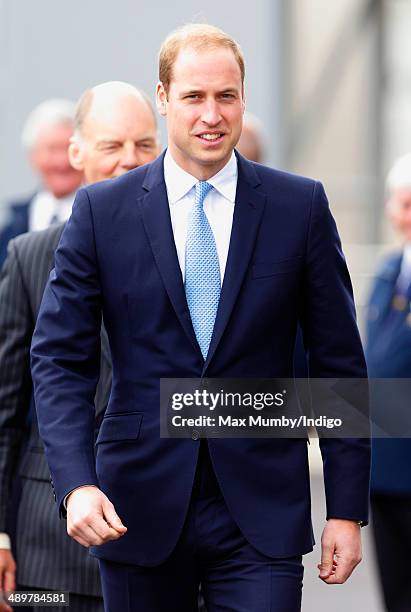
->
[69,81,160,184]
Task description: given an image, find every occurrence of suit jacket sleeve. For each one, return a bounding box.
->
[31,188,102,512]
[301,181,370,524]
[0,240,33,531]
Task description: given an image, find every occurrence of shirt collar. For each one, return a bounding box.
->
[207,152,237,203]
[34,190,75,209]
[163,149,237,205]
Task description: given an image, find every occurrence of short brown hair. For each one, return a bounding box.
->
[159,23,245,94]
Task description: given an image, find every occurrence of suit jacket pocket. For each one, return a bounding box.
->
[252,256,302,279]
[96,412,143,444]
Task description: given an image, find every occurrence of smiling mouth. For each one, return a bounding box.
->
[199,133,222,140]
[196,133,225,145]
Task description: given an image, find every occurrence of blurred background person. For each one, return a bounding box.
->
[0,99,83,267]
[236,111,265,163]
[0,81,159,612]
[365,153,411,612]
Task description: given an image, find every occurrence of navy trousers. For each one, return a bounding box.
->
[98,443,304,611]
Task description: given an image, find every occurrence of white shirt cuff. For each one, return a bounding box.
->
[64,484,98,509]
[0,533,11,550]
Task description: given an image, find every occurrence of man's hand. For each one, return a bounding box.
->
[66,486,127,548]
[318,518,362,584]
[0,549,16,612]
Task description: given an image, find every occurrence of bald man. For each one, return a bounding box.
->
[0,82,159,612]
[69,81,159,183]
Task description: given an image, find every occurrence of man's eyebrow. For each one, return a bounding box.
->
[179,89,203,96]
[95,139,121,147]
[179,88,239,96]
[96,138,156,146]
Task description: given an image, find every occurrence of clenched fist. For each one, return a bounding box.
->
[66,485,127,547]
[318,518,362,584]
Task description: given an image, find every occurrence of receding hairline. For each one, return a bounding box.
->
[73,83,157,138]
[159,23,245,93]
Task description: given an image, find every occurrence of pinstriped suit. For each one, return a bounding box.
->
[0,224,110,610]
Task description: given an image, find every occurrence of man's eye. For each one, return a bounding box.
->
[101,146,118,153]
[185,94,200,100]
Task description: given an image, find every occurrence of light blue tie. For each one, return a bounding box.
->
[185,181,221,360]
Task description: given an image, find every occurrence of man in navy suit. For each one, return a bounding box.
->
[0,98,83,268]
[31,24,370,611]
[366,153,411,611]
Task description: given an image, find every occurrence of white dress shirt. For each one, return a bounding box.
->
[163,149,238,283]
[0,532,10,550]
[29,190,76,232]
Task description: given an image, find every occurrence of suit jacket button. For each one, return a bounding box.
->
[192,430,200,441]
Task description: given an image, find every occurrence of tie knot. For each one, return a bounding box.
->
[195,181,213,207]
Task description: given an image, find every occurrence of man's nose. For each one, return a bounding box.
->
[201,101,222,126]
[120,145,141,169]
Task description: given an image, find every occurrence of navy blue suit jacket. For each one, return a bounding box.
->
[366,253,411,495]
[31,151,370,566]
[0,199,31,268]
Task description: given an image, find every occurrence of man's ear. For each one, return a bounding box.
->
[156,81,168,117]
[68,140,85,172]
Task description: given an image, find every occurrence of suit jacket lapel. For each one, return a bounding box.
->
[32,224,65,314]
[138,153,202,356]
[203,153,266,372]
[47,223,65,258]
